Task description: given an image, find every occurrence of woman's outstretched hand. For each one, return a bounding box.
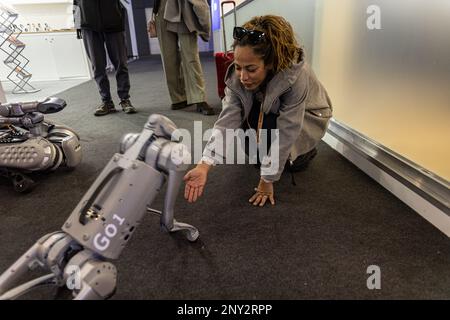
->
[184,163,210,203]
[249,179,275,207]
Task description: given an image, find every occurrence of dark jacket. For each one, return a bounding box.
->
[73,0,125,33]
[154,0,161,15]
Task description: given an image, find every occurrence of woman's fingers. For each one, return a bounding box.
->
[192,187,199,202]
[252,194,263,206]
[249,193,259,203]
[184,184,190,200]
[259,195,268,207]
[188,185,196,203]
[185,184,202,203]
[184,174,205,203]
[249,191,275,207]
[269,194,275,205]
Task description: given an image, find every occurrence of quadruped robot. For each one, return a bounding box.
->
[0,114,199,300]
[0,97,81,192]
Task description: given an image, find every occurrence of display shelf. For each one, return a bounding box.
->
[0,5,39,93]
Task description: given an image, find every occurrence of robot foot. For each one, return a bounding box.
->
[170,219,200,242]
[0,168,35,193]
[148,207,200,242]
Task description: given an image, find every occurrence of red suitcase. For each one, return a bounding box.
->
[215,1,236,99]
[215,52,234,99]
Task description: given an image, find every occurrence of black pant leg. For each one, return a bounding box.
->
[82,29,111,102]
[290,147,318,171]
[104,31,130,101]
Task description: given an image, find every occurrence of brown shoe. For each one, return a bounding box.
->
[171,101,188,110]
[94,101,117,116]
[120,99,137,114]
[195,102,215,115]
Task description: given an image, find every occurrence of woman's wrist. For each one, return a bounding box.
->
[260,177,272,184]
[258,178,273,190]
[197,161,212,172]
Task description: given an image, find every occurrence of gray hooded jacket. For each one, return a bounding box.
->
[202,58,333,182]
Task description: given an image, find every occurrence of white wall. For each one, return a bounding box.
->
[313,0,450,180]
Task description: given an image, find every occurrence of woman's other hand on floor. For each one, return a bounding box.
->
[249,179,275,207]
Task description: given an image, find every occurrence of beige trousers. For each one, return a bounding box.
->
[156,16,206,105]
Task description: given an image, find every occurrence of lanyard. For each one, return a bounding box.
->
[256,101,264,144]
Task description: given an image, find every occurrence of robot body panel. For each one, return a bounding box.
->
[0,137,57,171]
[63,153,165,260]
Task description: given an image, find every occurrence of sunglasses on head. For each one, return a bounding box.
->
[233,26,265,44]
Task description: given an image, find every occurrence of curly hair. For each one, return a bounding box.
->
[232,15,304,74]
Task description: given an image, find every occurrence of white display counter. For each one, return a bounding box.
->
[0,31,92,82]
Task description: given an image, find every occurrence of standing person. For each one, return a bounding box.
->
[150,0,215,115]
[183,15,333,207]
[73,0,137,116]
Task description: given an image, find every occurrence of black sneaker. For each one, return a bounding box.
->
[289,147,318,172]
[171,101,188,110]
[94,101,117,116]
[120,99,137,114]
[195,102,215,115]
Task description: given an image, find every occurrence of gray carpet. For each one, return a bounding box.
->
[0,54,449,300]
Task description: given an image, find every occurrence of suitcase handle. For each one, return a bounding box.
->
[221,1,236,53]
